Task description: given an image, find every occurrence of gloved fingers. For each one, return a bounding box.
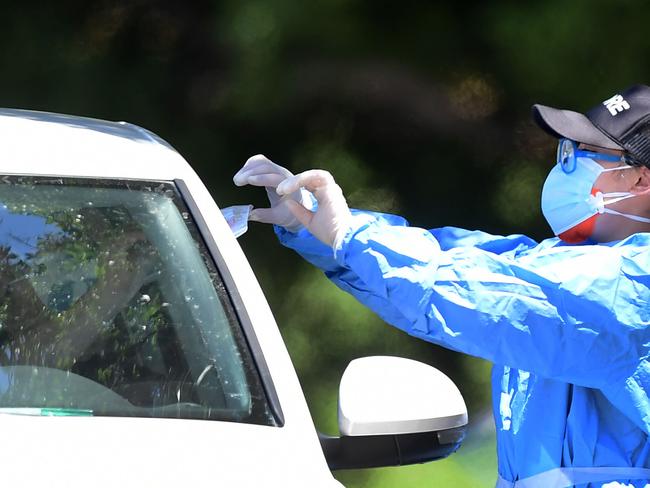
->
[277,170,351,246]
[277,170,335,197]
[236,154,275,177]
[235,166,287,187]
[249,207,280,224]
[285,199,314,229]
[250,204,304,231]
[234,154,292,186]
[245,173,287,188]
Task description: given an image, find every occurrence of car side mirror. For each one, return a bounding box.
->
[319,356,467,470]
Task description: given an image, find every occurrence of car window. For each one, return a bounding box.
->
[0,176,276,425]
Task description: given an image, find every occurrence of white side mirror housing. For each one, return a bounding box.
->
[320,356,468,470]
[338,356,467,436]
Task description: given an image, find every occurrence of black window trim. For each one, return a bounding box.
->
[174,178,285,426]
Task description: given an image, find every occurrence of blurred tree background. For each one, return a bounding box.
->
[2,1,650,485]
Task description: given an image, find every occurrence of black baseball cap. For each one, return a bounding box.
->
[532,84,650,167]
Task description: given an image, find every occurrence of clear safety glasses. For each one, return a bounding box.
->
[557,138,623,174]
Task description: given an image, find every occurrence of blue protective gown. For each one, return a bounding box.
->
[276,210,650,487]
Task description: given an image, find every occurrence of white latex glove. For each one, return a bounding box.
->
[233,154,311,232]
[277,169,352,248]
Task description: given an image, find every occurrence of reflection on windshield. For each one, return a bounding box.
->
[0,177,275,425]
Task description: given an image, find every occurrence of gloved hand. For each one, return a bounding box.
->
[233,154,311,232]
[277,169,352,248]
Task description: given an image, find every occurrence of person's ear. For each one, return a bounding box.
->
[630,166,650,195]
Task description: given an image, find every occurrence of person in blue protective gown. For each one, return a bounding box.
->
[234,84,650,487]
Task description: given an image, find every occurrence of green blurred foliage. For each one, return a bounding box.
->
[2,1,650,485]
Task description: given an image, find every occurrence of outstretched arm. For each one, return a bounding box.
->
[235,158,650,390]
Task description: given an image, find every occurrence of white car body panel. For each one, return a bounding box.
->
[0,109,342,487]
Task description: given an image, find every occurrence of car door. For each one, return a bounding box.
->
[0,111,342,487]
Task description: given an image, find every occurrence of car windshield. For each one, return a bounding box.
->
[0,176,276,425]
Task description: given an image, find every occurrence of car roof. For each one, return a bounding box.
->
[0,108,193,181]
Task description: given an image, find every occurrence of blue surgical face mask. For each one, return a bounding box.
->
[541,156,650,243]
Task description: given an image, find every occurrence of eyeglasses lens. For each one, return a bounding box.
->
[558,140,576,173]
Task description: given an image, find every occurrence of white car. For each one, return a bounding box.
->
[0,109,468,487]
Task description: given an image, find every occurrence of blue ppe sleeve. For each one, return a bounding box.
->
[276,210,650,396]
